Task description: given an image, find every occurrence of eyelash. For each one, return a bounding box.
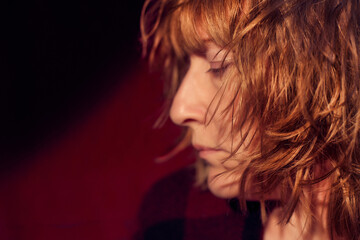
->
[206,63,230,77]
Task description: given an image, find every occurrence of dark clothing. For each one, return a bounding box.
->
[134,166,264,240]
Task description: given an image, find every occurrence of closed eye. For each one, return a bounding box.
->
[206,61,231,77]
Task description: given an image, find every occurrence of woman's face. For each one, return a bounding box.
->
[170,39,259,199]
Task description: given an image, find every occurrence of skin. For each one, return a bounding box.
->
[169,40,257,199]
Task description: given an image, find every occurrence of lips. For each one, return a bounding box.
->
[193,144,226,164]
[193,144,217,151]
[193,144,224,153]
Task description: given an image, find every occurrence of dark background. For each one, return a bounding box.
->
[0,1,194,239]
[1,0,143,166]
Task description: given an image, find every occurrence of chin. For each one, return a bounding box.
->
[208,183,240,199]
[205,166,279,201]
[206,167,241,199]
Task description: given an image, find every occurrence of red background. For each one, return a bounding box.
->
[0,64,195,239]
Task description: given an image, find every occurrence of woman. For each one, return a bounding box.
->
[140,0,360,239]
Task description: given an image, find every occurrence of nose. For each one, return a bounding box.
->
[170,56,209,126]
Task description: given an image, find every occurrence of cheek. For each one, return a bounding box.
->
[208,111,235,148]
[208,91,252,150]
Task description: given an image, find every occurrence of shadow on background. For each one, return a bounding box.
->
[1,0,142,167]
[0,1,195,239]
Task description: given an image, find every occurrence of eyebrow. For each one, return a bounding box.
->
[195,39,214,55]
[201,39,221,51]
[195,38,227,59]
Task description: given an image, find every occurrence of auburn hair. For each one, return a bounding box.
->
[141,0,360,239]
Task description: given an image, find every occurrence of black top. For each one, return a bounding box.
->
[134,166,267,240]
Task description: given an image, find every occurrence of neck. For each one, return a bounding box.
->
[263,178,331,240]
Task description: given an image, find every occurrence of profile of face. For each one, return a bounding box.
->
[169,35,259,199]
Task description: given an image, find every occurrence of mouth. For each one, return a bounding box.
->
[193,144,225,163]
[193,144,217,151]
[193,144,222,152]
